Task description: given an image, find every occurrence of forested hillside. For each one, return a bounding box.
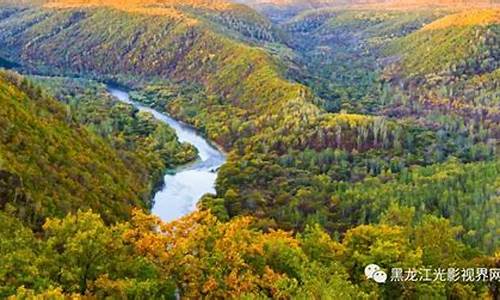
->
[32,76,197,172]
[1,197,497,298]
[283,9,448,112]
[0,0,498,298]
[0,71,171,226]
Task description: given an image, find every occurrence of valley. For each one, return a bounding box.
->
[0,0,498,298]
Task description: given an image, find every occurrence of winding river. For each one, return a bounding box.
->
[107,86,226,221]
[0,55,221,222]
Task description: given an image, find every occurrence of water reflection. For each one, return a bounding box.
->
[108,86,226,221]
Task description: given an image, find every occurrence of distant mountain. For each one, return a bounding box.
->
[237,0,498,7]
[236,0,499,22]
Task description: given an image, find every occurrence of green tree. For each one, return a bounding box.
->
[413,215,466,266]
[42,210,122,293]
[0,210,47,297]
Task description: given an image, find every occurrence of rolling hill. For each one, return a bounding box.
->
[0,0,305,149]
[1,0,496,241]
[383,9,499,139]
[0,0,499,298]
[386,9,500,76]
[237,0,499,22]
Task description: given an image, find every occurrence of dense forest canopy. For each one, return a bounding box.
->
[0,0,498,298]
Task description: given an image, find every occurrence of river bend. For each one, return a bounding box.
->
[108,86,226,221]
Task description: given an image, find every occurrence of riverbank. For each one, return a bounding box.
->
[108,86,226,221]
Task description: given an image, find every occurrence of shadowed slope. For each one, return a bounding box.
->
[0,71,156,226]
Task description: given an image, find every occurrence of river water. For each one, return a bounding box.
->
[108,86,226,221]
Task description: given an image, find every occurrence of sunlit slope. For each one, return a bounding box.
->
[386,9,500,77]
[44,0,280,41]
[44,0,235,10]
[0,0,279,41]
[0,71,154,226]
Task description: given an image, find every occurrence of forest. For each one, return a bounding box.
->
[0,0,498,298]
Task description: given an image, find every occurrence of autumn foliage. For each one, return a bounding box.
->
[0,1,498,299]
